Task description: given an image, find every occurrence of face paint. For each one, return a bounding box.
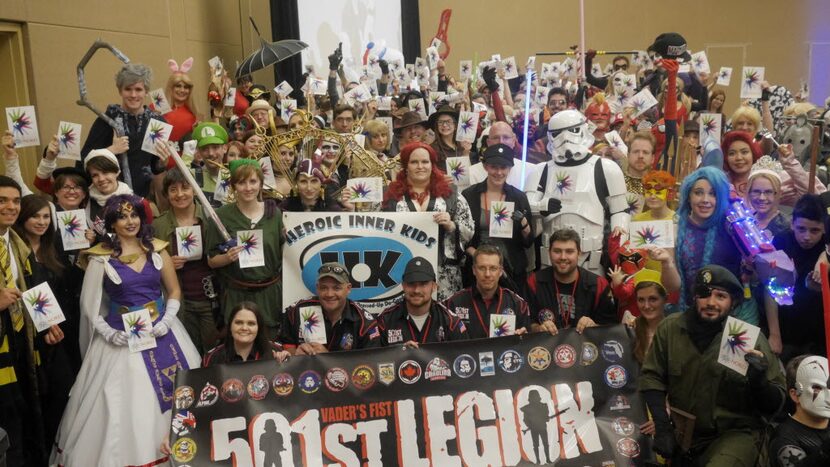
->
[644,187,669,201]
[585,101,611,130]
[796,356,830,419]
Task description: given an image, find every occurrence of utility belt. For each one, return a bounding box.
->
[228,274,281,291]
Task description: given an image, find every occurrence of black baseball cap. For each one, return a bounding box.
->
[402,257,436,283]
[648,33,692,62]
[482,143,515,167]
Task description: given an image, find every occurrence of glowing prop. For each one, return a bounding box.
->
[726,198,795,305]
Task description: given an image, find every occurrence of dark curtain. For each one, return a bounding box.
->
[270,0,304,102]
[401,0,421,63]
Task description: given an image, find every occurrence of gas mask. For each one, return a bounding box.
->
[781,115,814,167]
[795,355,830,419]
[547,109,595,163]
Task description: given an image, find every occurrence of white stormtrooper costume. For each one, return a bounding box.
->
[527,109,630,274]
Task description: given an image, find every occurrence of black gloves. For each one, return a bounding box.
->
[378,59,389,75]
[642,390,677,458]
[761,87,772,102]
[744,351,769,387]
[745,351,786,415]
[511,210,525,223]
[328,43,343,71]
[482,66,499,92]
[540,198,562,216]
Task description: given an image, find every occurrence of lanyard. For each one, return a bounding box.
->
[471,287,503,334]
[553,271,579,328]
[406,313,433,344]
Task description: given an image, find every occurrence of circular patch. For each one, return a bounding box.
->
[604,365,628,389]
[171,411,196,437]
[325,367,350,392]
[453,354,477,378]
[554,344,577,368]
[612,417,636,436]
[272,373,294,396]
[581,342,599,366]
[247,375,269,400]
[351,365,376,390]
[601,340,624,363]
[616,437,640,458]
[299,370,322,394]
[527,347,551,371]
[195,382,219,407]
[398,360,422,384]
[498,350,523,373]
[538,308,554,323]
[171,437,197,463]
[220,378,245,403]
[174,386,195,410]
[609,394,631,411]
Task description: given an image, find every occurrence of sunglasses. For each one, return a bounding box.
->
[319,265,346,275]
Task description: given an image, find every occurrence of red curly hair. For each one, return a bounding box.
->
[384,142,452,203]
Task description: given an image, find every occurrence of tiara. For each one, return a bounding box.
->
[749,155,783,181]
[118,200,134,215]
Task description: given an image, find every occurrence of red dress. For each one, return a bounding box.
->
[163,105,197,142]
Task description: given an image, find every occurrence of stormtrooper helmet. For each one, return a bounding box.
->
[547,109,595,163]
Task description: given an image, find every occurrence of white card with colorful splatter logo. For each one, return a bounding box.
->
[489,314,516,337]
[213,169,230,204]
[604,130,629,156]
[691,51,710,75]
[237,229,265,269]
[740,67,765,99]
[149,88,172,114]
[446,156,471,188]
[299,305,327,344]
[716,67,733,86]
[175,226,203,261]
[223,87,237,107]
[717,316,761,376]
[629,220,674,248]
[6,105,40,148]
[280,99,297,122]
[258,156,277,190]
[629,88,659,118]
[140,118,173,156]
[501,56,519,79]
[59,209,90,251]
[346,177,384,203]
[122,308,157,353]
[698,113,723,146]
[454,111,479,144]
[22,282,65,332]
[489,201,514,239]
[459,60,472,81]
[408,98,428,122]
[274,80,293,98]
[57,121,83,161]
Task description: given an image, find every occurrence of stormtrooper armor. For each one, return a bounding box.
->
[528,109,630,274]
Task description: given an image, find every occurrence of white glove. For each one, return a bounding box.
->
[152,299,180,338]
[93,315,129,346]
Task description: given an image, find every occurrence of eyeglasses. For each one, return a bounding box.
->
[436,119,455,127]
[59,185,83,193]
[548,99,567,107]
[748,189,776,199]
[319,265,346,275]
[475,265,502,274]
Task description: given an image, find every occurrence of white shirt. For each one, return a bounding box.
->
[408,312,429,331]
[1,229,20,284]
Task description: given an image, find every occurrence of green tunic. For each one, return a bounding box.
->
[640,312,784,441]
[205,203,283,327]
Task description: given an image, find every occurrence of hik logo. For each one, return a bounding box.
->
[301,236,413,301]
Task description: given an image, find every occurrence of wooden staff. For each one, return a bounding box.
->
[808,125,821,193]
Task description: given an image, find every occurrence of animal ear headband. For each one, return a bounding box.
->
[168,57,194,74]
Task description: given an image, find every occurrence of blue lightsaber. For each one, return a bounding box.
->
[520,69,532,190]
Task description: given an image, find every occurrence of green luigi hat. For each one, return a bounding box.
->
[193,122,229,148]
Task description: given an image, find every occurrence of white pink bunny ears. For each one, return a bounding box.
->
[168,57,194,74]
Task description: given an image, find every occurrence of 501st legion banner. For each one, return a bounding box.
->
[169,326,655,466]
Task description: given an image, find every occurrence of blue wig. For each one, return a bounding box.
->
[675,166,732,309]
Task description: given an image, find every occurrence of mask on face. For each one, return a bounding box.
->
[585,99,611,131]
[796,356,830,419]
[612,72,627,96]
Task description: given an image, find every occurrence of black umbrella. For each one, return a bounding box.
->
[236,17,308,79]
